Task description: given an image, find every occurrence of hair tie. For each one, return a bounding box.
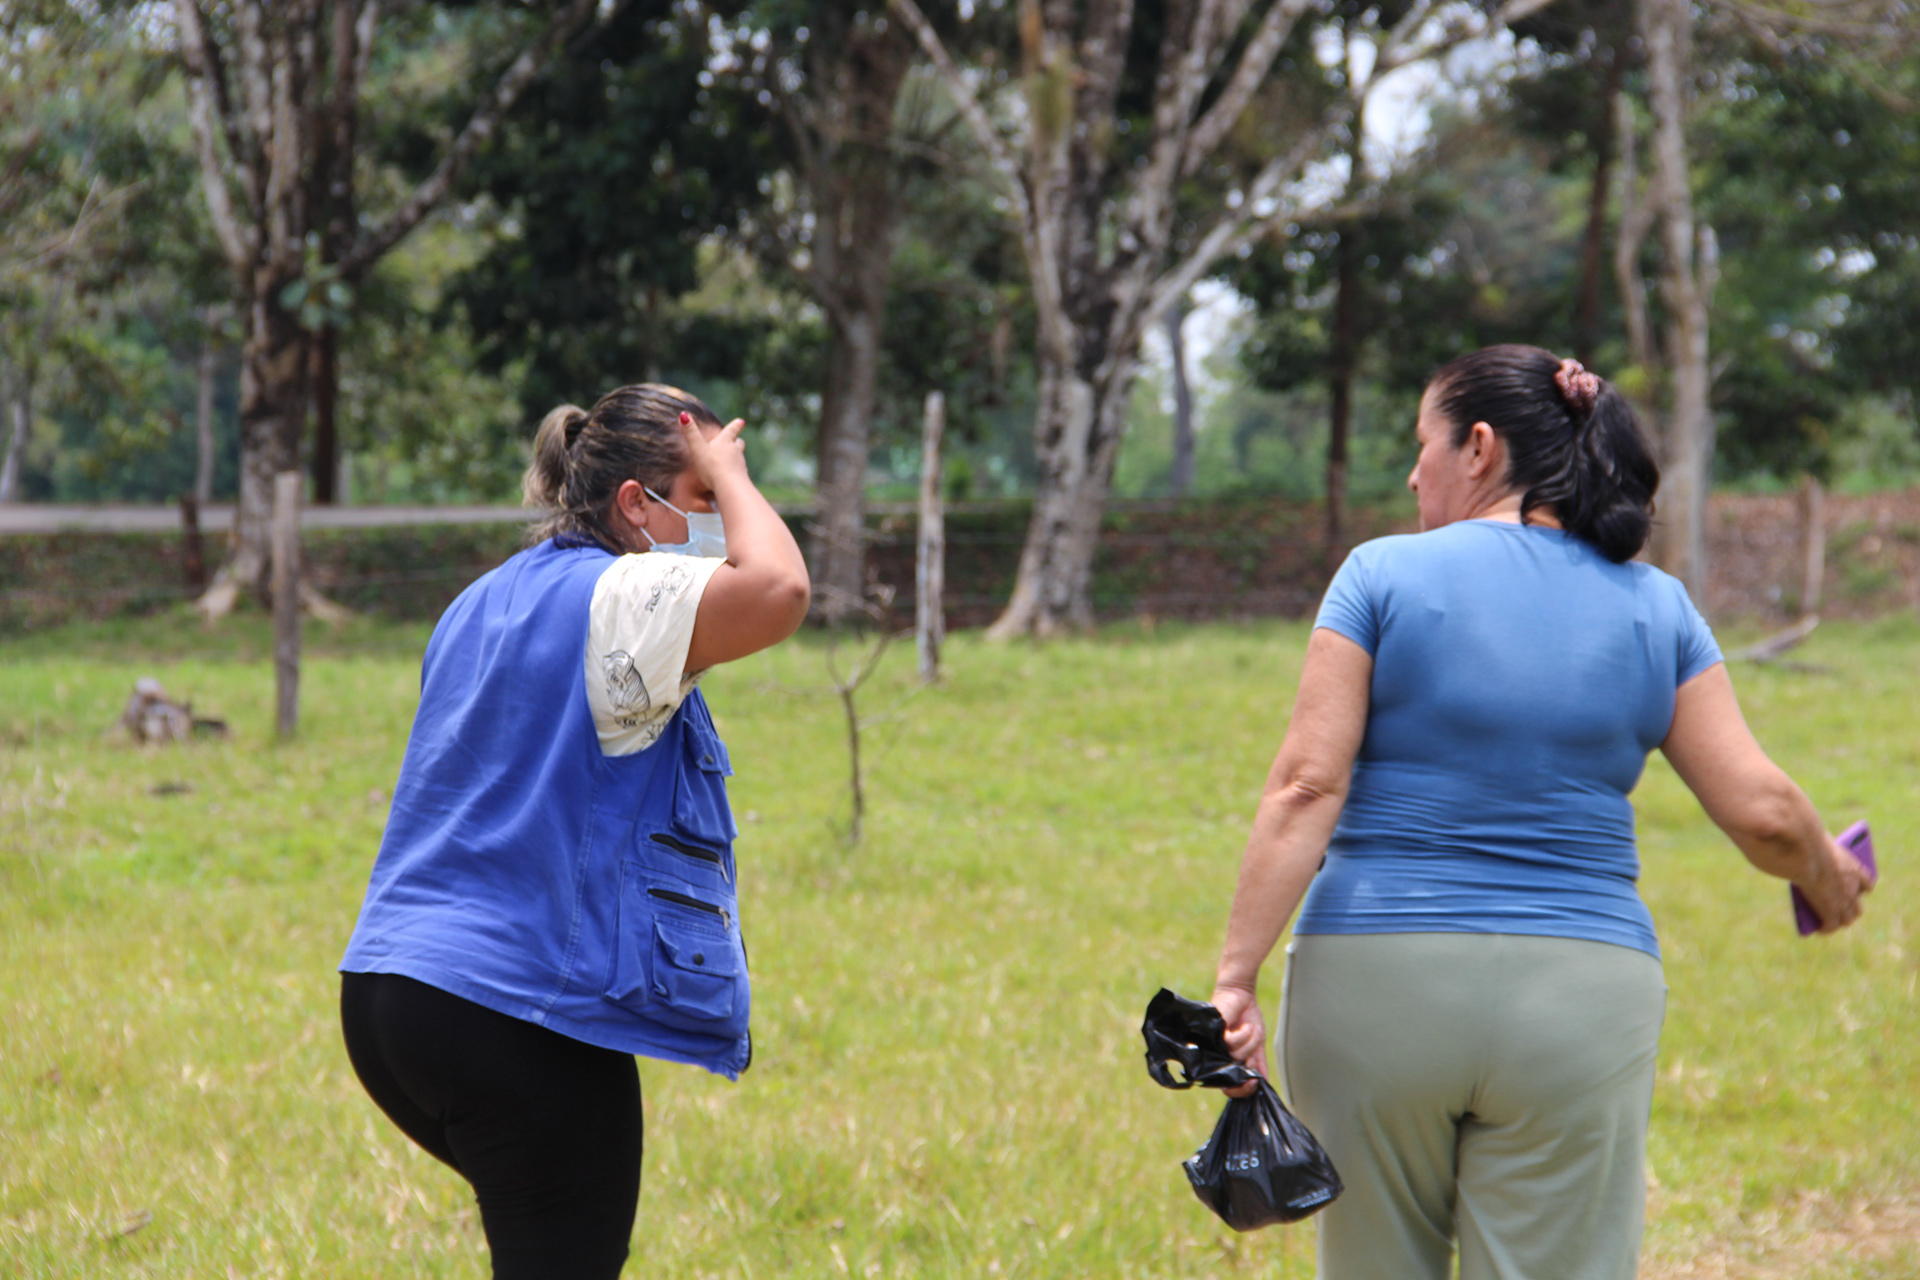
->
[1554,358,1602,419]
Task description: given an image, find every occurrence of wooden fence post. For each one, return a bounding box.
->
[272,470,302,739]
[916,392,946,683]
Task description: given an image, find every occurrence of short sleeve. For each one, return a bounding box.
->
[1314,545,1382,656]
[1673,584,1723,685]
[584,553,725,756]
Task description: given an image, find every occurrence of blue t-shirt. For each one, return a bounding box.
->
[1295,520,1722,958]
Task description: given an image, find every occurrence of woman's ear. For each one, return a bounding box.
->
[612,479,648,545]
[1464,421,1502,480]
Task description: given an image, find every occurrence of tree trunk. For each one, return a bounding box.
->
[194,324,218,505]
[812,300,888,619]
[1165,299,1195,497]
[1640,0,1712,605]
[984,355,1137,638]
[1325,51,1367,553]
[311,327,339,504]
[1328,222,1358,552]
[1574,48,1626,365]
[1612,89,1656,384]
[210,287,309,611]
[0,361,29,503]
[801,19,913,622]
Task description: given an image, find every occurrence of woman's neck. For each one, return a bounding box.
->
[1466,492,1562,528]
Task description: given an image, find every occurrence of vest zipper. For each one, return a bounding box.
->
[648,887,730,929]
[649,831,730,883]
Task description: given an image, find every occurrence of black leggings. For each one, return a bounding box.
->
[340,972,643,1280]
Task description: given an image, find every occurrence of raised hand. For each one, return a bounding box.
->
[678,411,749,490]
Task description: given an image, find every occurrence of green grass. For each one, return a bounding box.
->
[3,610,1917,1277]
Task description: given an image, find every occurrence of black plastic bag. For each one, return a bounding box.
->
[1141,987,1342,1231]
[1140,987,1258,1090]
[1181,1077,1343,1229]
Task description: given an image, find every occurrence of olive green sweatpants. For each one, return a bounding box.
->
[1278,933,1666,1280]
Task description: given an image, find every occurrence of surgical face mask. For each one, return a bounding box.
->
[641,486,728,558]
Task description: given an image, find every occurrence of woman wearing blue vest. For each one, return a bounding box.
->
[1208,346,1871,1280]
[339,384,809,1279]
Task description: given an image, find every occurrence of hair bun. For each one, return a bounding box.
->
[1555,358,1602,418]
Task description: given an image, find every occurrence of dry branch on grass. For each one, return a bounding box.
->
[1729,615,1825,669]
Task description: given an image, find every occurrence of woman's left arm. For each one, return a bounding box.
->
[1212,627,1373,1080]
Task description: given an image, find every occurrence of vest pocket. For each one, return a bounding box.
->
[650,831,731,885]
[603,861,749,1038]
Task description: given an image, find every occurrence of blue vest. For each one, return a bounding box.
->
[340,540,751,1078]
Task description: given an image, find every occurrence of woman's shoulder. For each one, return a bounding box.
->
[1340,524,1486,576]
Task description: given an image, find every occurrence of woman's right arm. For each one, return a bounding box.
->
[1659,663,1871,932]
[1212,627,1373,1080]
[682,415,811,671]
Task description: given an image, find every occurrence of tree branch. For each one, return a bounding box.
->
[340,0,628,280]
[173,0,256,208]
[1182,0,1318,177]
[235,0,278,227]
[172,0,256,273]
[889,0,1073,369]
[262,4,314,269]
[1374,0,1561,80]
[1146,113,1341,323]
[1150,0,1565,322]
[1612,90,1656,377]
[886,0,1032,229]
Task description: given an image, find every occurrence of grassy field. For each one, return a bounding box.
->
[3,609,1917,1278]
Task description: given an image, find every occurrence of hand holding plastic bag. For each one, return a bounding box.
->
[1142,988,1343,1231]
[1141,987,1259,1090]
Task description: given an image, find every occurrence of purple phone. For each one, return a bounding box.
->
[1793,820,1877,936]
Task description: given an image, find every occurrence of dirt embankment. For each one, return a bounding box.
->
[1704,488,1920,623]
[4,490,1917,633]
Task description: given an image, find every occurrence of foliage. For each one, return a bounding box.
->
[437,0,777,417]
[0,5,228,501]
[1697,48,1920,483]
[1225,35,1920,499]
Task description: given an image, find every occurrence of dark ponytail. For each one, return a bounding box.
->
[1431,344,1659,562]
[521,383,723,550]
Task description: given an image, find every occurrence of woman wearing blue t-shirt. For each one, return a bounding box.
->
[1210,345,1871,1280]
[339,385,809,1279]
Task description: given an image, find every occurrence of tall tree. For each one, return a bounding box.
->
[442,0,772,416]
[735,3,1007,615]
[894,0,1557,637]
[1506,0,1634,364]
[762,8,920,618]
[1636,0,1714,601]
[170,0,621,615]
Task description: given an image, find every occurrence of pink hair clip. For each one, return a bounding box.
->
[1554,358,1602,417]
